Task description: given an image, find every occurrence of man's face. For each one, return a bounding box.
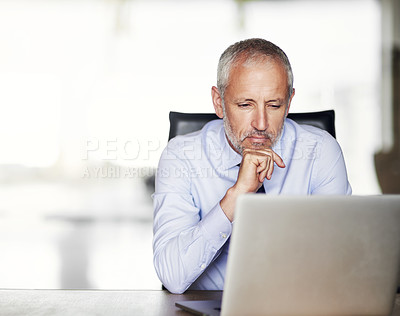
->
[213,59,294,154]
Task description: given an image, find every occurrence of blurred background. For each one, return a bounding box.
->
[0,0,399,290]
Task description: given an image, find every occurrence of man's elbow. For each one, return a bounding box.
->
[162,282,189,294]
[158,271,190,294]
[154,257,190,294]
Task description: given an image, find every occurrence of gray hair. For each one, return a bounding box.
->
[217,38,294,102]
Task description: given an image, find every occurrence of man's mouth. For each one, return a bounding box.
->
[246,136,270,143]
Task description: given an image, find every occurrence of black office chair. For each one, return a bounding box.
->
[168,110,336,140]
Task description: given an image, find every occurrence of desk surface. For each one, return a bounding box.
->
[0,289,398,316]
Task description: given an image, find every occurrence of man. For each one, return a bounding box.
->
[153,38,351,294]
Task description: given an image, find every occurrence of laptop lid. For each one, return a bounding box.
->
[220,195,400,316]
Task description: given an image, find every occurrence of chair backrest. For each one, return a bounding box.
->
[168,110,336,140]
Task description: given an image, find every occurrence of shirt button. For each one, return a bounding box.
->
[200,264,206,270]
[220,232,227,239]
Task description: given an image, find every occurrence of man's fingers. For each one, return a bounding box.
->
[273,152,285,168]
[243,148,285,168]
[240,148,286,187]
[259,167,268,183]
[256,159,267,173]
[258,156,270,182]
[267,156,274,180]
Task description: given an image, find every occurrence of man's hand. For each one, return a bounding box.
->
[235,148,285,193]
[220,148,285,222]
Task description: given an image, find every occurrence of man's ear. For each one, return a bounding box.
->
[211,86,224,118]
[285,88,295,117]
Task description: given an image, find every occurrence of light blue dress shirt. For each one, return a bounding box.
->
[153,118,351,294]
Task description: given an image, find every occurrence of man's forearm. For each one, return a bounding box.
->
[153,201,232,293]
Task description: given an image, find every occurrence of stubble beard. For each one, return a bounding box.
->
[222,107,285,155]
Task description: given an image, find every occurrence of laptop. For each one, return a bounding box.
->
[176,195,400,316]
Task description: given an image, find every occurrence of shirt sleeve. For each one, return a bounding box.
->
[152,145,232,294]
[311,131,352,195]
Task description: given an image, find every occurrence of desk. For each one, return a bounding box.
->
[0,289,222,315]
[0,289,398,316]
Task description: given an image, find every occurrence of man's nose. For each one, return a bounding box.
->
[251,107,268,131]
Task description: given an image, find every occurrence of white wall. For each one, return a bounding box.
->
[0,0,382,193]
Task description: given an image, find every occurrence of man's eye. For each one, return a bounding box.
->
[270,104,282,108]
[238,103,250,107]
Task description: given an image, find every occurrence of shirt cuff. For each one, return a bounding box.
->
[199,202,233,250]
